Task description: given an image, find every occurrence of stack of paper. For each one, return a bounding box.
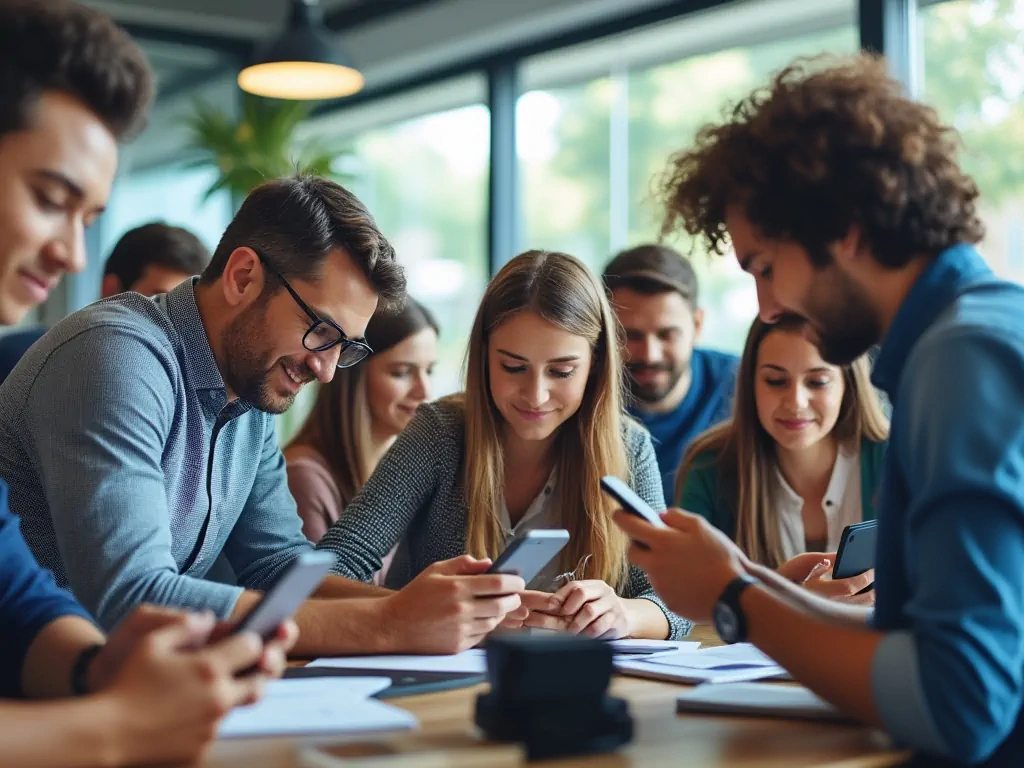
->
[309,642,703,677]
[309,650,487,674]
[617,642,789,684]
[676,682,848,721]
[218,677,417,739]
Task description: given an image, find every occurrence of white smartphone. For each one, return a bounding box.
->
[600,475,667,528]
[234,551,336,639]
[487,529,570,585]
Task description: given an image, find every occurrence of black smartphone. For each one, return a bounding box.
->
[486,529,570,585]
[832,519,878,580]
[234,551,336,639]
[600,475,667,528]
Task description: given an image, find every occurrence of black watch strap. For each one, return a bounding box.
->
[70,643,104,696]
[714,575,759,644]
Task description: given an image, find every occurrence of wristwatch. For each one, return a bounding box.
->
[70,643,104,696]
[712,575,759,644]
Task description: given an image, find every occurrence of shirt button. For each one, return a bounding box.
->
[825,500,834,507]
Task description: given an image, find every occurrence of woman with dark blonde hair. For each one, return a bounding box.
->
[285,297,439,567]
[677,316,888,600]
[316,250,691,640]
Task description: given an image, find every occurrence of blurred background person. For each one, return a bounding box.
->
[285,298,439,571]
[0,221,209,383]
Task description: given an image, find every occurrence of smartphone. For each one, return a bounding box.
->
[486,529,570,585]
[600,475,667,528]
[235,551,336,638]
[832,519,878,580]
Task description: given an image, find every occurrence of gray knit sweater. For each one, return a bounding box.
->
[317,399,692,639]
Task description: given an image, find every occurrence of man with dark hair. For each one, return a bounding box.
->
[615,55,1024,766]
[0,1,293,764]
[103,221,210,296]
[0,173,526,658]
[603,244,738,503]
[0,222,210,383]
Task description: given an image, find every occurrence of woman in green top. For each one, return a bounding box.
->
[676,316,888,601]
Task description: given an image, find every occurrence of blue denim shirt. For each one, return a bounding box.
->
[869,244,1024,766]
[0,279,312,629]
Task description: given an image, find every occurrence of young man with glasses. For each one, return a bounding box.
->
[0,175,527,657]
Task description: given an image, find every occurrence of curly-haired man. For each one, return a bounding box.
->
[614,54,1024,767]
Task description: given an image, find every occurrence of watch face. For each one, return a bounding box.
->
[714,603,739,644]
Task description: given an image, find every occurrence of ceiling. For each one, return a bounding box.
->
[81,0,443,100]
[83,0,430,40]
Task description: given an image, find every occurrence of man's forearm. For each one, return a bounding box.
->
[229,591,395,657]
[314,574,391,599]
[0,696,124,767]
[745,562,872,625]
[742,583,884,725]
[21,616,105,699]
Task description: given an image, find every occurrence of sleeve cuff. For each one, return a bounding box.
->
[871,629,947,755]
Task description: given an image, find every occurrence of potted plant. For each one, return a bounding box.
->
[183,92,345,201]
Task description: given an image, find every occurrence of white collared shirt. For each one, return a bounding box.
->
[775,448,862,561]
[498,469,562,588]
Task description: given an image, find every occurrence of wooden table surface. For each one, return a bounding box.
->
[200,627,909,768]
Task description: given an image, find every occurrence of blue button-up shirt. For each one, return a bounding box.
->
[869,244,1024,766]
[0,279,312,629]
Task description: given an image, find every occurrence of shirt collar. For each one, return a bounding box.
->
[160,277,227,393]
[872,244,992,397]
[775,445,857,513]
[499,468,557,537]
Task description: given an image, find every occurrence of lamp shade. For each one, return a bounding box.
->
[238,0,364,100]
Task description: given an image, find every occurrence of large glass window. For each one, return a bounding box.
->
[518,0,857,352]
[276,79,490,442]
[919,0,1024,284]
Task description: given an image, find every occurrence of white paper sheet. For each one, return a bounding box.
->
[217,678,416,739]
[616,657,787,685]
[308,650,487,674]
[677,682,847,721]
[607,639,702,656]
[644,642,781,671]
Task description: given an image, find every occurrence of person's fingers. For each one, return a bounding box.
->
[613,510,663,548]
[556,582,602,617]
[224,671,267,710]
[579,610,616,639]
[144,612,217,655]
[567,595,614,634]
[661,508,700,531]
[462,574,525,597]
[269,619,299,654]
[504,603,530,622]
[802,560,832,583]
[257,644,288,679]
[523,611,569,631]
[625,540,654,569]
[429,555,492,576]
[469,616,504,634]
[519,590,560,613]
[204,631,263,676]
[469,593,522,619]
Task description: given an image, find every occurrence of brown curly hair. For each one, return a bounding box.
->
[658,53,984,268]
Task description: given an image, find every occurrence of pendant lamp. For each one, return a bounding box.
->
[238,0,364,100]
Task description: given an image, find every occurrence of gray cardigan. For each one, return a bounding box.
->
[316,399,692,639]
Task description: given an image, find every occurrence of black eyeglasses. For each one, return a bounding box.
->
[255,252,373,369]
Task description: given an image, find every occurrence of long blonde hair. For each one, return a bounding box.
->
[287,299,438,506]
[677,317,889,567]
[460,250,631,590]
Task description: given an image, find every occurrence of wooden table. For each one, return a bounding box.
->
[200,627,909,768]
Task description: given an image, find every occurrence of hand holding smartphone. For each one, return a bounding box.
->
[234,551,336,639]
[832,519,878,580]
[486,529,570,586]
[600,475,667,529]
